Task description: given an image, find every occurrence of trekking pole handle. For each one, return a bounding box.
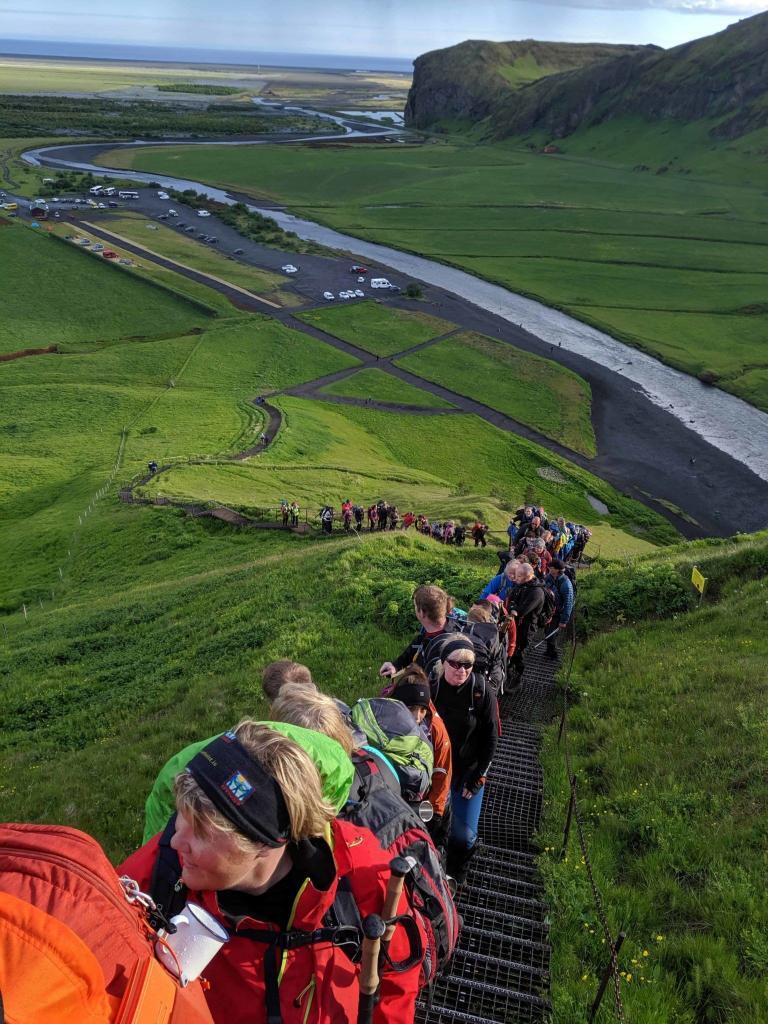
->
[359,914,386,995]
[382,856,415,941]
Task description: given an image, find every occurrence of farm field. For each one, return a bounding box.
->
[0,318,358,611]
[90,213,299,306]
[140,394,676,547]
[297,300,456,356]
[319,367,454,407]
[102,139,768,411]
[0,221,211,353]
[396,331,596,456]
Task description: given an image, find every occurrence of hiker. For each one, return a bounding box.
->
[471,521,488,548]
[320,505,334,534]
[391,666,453,842]
[506,517,518,550]
[260,432,268,446]
[463,601,507,692]
[569,525,592,563]
[513,505,534,528]
[353,503,364,530]
[402,511,415,530]
[378,500,389,530]
[261,659,316,702]
[531,537,552,575]
[280,500,289,527]
[341,499,353,531]
[367,503,378,531]
[479,558,519,604]
[431,521,443,542]
[121,722,425,1024]
[506,563,547,682]
[443,520,455,545]
[289,501,300,527]
[379,584,459,678]
[544,558,574,658]
[514,515,543,555]
[389,506,400,530]
[429,636,498,883]
[453,524,466,546]
[147,460,158,475]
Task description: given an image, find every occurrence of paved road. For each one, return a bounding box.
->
[8,169,767,537]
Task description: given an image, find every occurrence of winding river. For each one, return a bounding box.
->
[23,137,768,486]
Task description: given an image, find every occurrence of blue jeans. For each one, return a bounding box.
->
[449,777,485,851]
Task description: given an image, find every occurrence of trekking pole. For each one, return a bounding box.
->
[358,914,386,1024]
[532,627,561,650]
[381,856,415,946]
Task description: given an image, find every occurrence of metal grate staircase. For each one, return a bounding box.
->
[417,640,561,1023]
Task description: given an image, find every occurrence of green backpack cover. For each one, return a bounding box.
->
[350,697,433,803]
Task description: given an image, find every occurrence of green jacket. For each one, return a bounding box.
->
[143,722,354,843]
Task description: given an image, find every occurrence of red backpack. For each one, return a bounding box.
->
[0,823,214,1024]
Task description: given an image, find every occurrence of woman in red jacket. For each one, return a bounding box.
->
[120,721,423,1024]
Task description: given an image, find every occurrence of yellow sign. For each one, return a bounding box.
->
[691,566,707,595]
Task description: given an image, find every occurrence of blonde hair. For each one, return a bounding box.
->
[468,602,493,623]
[174,720,335,851]
[270,683,355,756]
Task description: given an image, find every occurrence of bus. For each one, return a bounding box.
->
[101,186,116,197]
[89,185,104,196]
[118,190,139,200]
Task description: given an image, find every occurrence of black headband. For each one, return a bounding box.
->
[187,733,291,848]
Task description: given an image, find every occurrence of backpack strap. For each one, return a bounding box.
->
[148,814,187,931]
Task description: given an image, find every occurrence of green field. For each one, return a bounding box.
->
[319,367,454,407]
[540,536,768,1022]
[140,394,675,549]
[95,213,299,306]
[0,222,211,354]
[297,300,456,356]
[101,139,768,411]
[396,331,596,457]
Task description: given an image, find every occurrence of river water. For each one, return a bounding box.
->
[23,141,768,485]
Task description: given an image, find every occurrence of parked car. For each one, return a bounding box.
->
[157,191,169,199]
[168,209,178,216]
[354,289,365,298]
[196,209,211,217]
[357,276,365,283]
[208,237,218,244]
[350,264,368,274]
[97,202,106,208]
[185,226,196,233]
[281,264,298,273]
[102,250,118,259]
[118,258,132,265]
[108,201,119,208]
[157,214,168,220]
[370,278,391,289]
[91,243,104,251]
[233,248,244,255]
[340,290,351,299]
[323,291,335,300]
[79,239,91,246]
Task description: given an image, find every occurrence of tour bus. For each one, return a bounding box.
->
[89,185,104,196]
[101,187,116,197]
[118,190,140,200]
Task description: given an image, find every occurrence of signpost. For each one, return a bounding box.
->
[691,565,707,604]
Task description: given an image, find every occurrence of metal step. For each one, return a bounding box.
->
[459,924,550,973]
[424,974,551,1024]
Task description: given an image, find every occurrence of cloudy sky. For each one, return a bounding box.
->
[3,0,767,57]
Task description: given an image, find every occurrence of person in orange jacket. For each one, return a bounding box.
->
[119,721,424,1024]
[391,666,453,848]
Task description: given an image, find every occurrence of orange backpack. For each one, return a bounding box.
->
[0,823,214,1024]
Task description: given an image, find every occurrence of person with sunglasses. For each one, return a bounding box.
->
[430,636,499,884]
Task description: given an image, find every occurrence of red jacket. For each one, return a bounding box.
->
[119,818,423,1024]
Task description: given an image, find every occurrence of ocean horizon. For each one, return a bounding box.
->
[0,38,413,74]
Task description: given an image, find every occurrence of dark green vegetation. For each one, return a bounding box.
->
[406,12,768,148]
[0,222,210,354]
[106,139,768,411]
[0,93,330,138]
[319,367,454,408]
[156,84,244,95]
[540,533,768,1021]
[404,39,652,130]
[297,300,455,356]
[396,331,596,457]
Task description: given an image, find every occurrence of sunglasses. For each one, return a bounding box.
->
[446,658,474,671]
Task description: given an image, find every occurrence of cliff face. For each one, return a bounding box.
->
[403,39,650,130]
[405,12,768,141]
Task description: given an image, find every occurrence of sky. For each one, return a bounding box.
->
[2,0,767,58]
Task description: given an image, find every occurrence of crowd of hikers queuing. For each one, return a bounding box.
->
[0,503,588,1024]
[317,498,494,546]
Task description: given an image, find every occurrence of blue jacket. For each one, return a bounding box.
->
[546,572,574,625]
[479,573,517,603]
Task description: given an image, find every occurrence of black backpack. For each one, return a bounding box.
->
[452,620,506,692]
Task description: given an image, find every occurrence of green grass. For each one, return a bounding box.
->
[319,368,454,407]
[100,214,299,306]
[0,319,358,611]
[140,394,676,549]
[296,300,456,356]
[0,222,212,354]
[102,139,768,411]
[396,331,596,457]
[540,546,768,1022]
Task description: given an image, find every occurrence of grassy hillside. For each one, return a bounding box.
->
[396,331,596,457]
[297,300,455,356]
[319,368,455,408]
[540,535,768,1021]
[101,140,768,412]
[0,221,211,353]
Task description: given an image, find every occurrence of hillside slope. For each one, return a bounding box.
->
[406,12,768,142]
[403,39,652,129]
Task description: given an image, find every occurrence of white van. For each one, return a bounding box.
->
[196,209,211,218]
[370,277,391,289]
[89,185,103,196]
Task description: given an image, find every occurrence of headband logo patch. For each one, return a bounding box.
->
[222,771,254,804]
